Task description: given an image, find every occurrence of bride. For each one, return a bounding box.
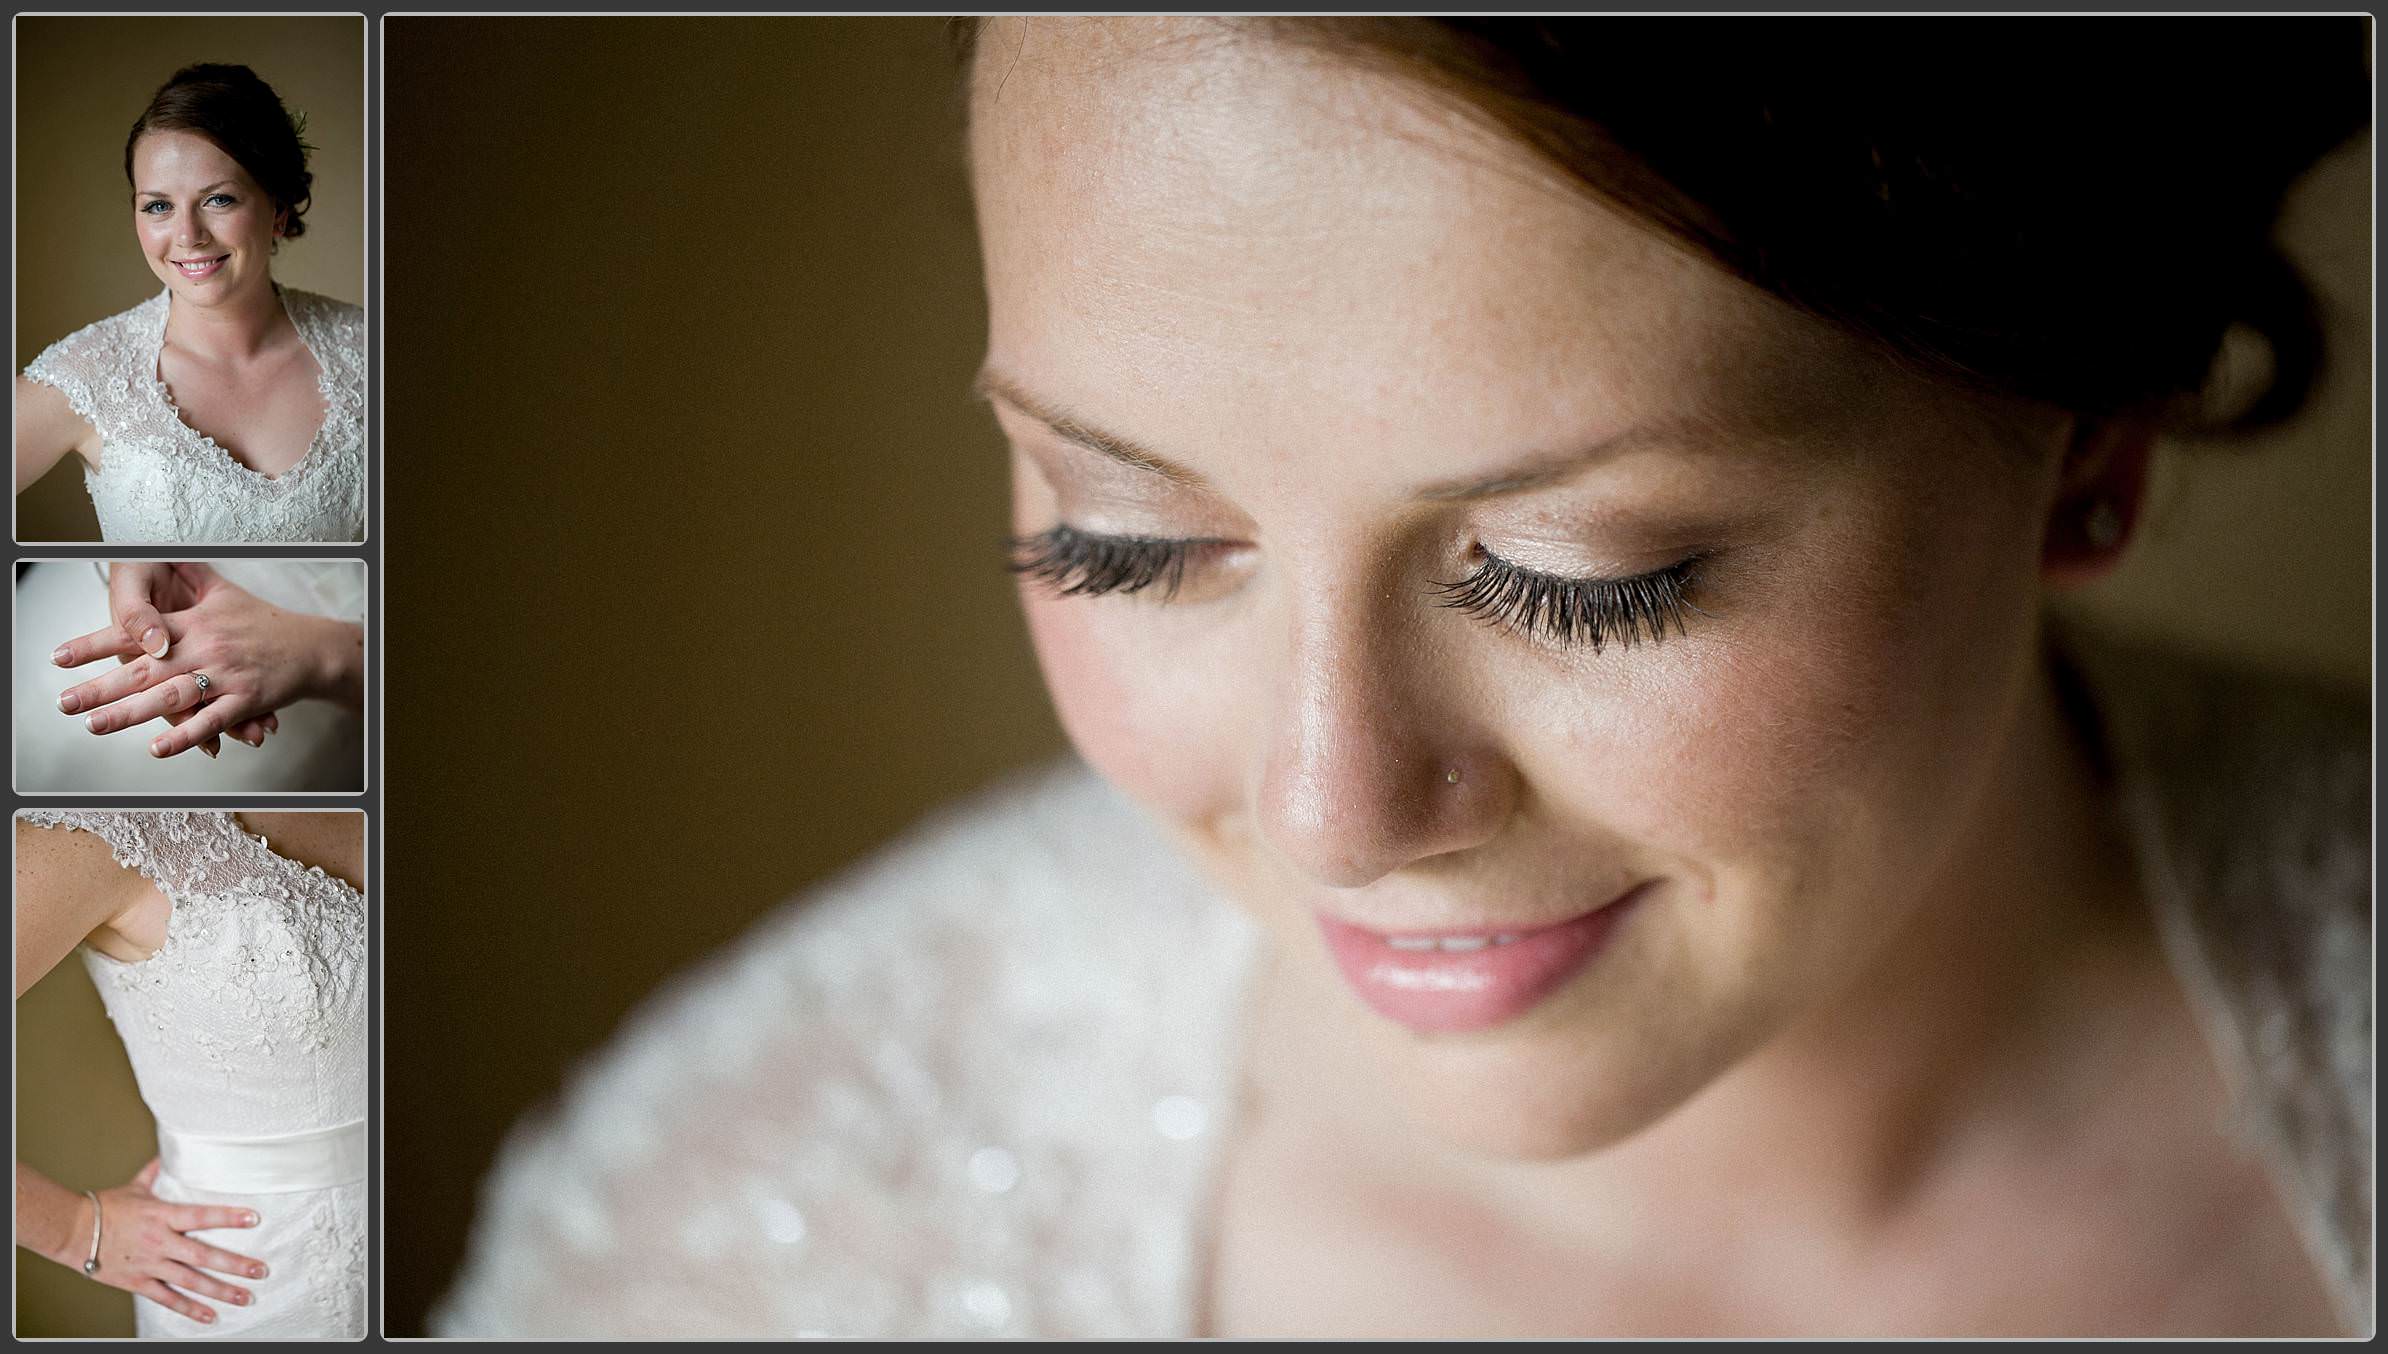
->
[14,811,367,1338]
[434,18,2367,1339]
[13,62,363,545]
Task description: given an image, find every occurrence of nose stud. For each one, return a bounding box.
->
[1444,768,1462,785]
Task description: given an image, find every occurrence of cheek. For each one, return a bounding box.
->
[1536,490,2044,928]
[1021,592,1239,826]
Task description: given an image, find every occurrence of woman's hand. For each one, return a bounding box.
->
[52,563,359,759]
[76,1158,268,1326]
[53,564,272,757]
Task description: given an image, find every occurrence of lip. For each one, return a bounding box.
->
[171,254,228,279]
[1314,882,1652,1035]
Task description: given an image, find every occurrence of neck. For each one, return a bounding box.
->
[164,278,288,361]
[1254,634,2150,1245]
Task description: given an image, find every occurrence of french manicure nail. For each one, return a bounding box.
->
[49,646,70,665]
[202,743,218,760]
[143,627,168,658]
[199,1311,214,1323]
[57,692,79,713]
[244,1213,260,1227]
[254,1264,268,1277]
[88,715,103,733]
[150,737,169,757]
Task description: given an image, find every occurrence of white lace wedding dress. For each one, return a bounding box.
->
[19,811,368,1339]
[21,286,365,543]
[11,560,365,793]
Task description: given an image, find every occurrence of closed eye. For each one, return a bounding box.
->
[1431,548,1705,652]
[1010,524,1708,653]
[1006,524,1225,602]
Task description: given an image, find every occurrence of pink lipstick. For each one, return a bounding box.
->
[1315,883,1650,1034]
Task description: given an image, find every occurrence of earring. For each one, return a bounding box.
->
[2085,501,2123,550]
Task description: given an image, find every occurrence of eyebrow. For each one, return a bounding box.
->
[135,180,238,198]
[972,366,1693,503]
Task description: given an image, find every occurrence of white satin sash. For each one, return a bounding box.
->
[157,1120,365,1195]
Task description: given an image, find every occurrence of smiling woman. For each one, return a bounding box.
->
[416,16,2369,1339]
[14,42,364,545]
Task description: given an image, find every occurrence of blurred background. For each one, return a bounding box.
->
[377,16,2370,1334]
[14,14,366,542]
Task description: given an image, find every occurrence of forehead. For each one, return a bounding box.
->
[968,19,1880,467]
[132,129,250,189]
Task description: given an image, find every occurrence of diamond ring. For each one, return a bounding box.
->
[191,672,212,696]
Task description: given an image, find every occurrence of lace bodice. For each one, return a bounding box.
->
[22,811,368,1337]
[433,628,2371,1338]
[21,287,365,543]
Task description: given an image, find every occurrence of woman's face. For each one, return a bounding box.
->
[970,20,2077,1160]
[131,130,281,305]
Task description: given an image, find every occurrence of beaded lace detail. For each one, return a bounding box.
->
[21,287,365,543]
[432,764,1263,1338]
[21,811,367,1337]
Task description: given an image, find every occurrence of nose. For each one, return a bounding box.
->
[1255,589,1516,889]
[176,218,211,251]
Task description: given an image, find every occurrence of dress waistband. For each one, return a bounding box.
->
[157,1120,366,1195]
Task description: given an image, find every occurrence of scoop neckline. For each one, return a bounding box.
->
[146,285,337,487]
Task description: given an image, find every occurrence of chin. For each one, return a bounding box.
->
[1388,1039,1689,1163]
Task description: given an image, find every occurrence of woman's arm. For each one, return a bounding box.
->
[14,821,268,1324]
[18,1162,96,1270]
[14,375,96,495]
[13,819,142,999]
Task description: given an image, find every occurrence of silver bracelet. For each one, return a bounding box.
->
[81,1189,102,1276]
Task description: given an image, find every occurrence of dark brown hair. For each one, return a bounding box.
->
[957,18,2366,436]
[125,63,316,241]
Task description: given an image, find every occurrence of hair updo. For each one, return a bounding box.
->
[124,63,316,241]
[957,19,2366,436]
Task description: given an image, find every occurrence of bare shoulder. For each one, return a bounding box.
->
[14,817,155,993]
[237,811,365,891]
[16,814,137,886]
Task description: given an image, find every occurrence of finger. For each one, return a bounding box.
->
[155,706,225,758]
[263,712,279,734]
[180,1239,269,1283]
[168,1204,260,1233]
[133,1156,162,1189]
[227,717,269,749]
[49,621,146,669]
[84,674,211,736]
[163,1258,252,1309]
[134,1277,216,1326]
[150,699,246,760]
[108,566,172,660]
[56,655,169,716]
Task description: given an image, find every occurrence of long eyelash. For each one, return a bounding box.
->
[1006,525,1197,601]
[1433,550,1703,652]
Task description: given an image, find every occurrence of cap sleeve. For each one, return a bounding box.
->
[18,811,234,901]
[22,327,107,433]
